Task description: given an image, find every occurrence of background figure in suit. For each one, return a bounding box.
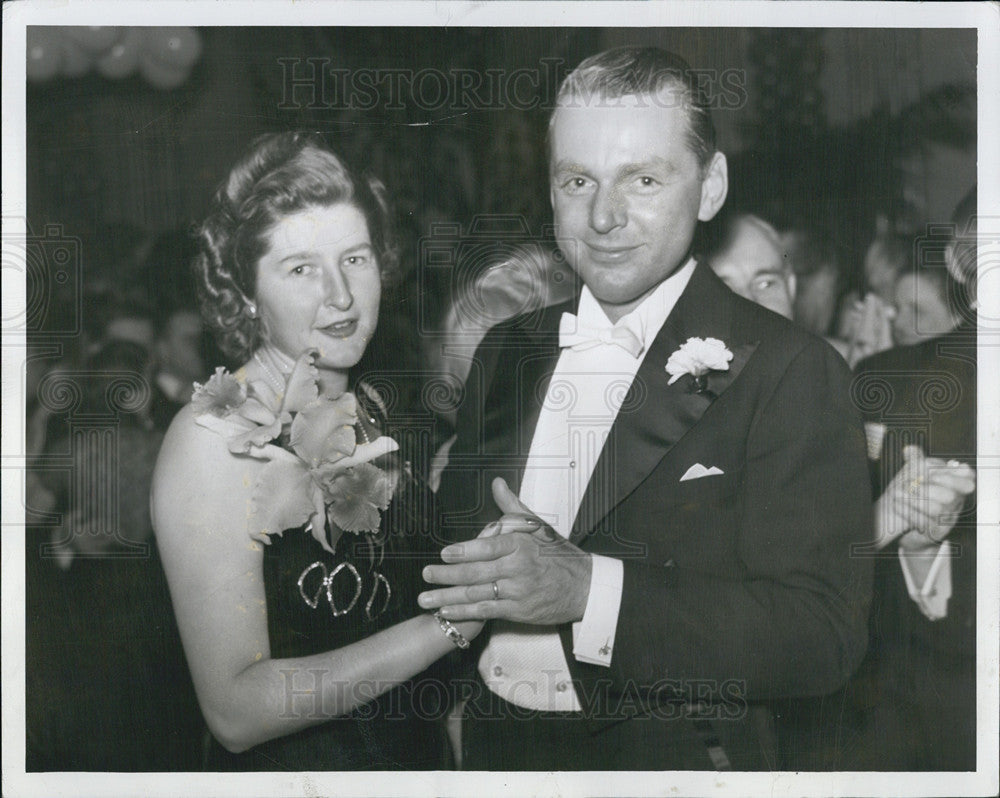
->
[422,47,874,771]
[847,185,978,770]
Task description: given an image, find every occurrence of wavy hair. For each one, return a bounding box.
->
[552,46,717,171]
[193,131,399,362]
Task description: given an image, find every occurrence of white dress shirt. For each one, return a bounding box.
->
[899,542,952,620]
[479,258,696,710]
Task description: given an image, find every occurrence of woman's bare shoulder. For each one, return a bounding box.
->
[157,404,231,470]
[152,405,262,531]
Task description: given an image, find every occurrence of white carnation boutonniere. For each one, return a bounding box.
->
[665,337,734,395]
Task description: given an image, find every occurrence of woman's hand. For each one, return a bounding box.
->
[436,513,506,640]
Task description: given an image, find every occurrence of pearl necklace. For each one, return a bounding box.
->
[253,348,290,395]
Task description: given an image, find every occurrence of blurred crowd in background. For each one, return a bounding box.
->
[20,26,978,771]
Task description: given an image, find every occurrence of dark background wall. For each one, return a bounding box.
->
[26,26,976,331]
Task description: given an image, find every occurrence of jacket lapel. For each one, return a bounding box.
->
[570,264,758,544]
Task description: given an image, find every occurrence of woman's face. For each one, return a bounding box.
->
[892,272,957,346]
[255,202,380,375]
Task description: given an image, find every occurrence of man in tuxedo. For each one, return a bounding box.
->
[422,46,873,771]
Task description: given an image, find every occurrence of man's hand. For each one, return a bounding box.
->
[418,478,593,625]
[875,445,975,551]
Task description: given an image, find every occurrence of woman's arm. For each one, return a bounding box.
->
[152,406,479,753]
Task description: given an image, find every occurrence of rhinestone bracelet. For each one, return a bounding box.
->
[433,610,470,650]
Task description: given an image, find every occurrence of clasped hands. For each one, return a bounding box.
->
[419,478,592,625]
[876,445,976,552]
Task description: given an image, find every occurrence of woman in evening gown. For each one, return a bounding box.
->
[151,131,484,770]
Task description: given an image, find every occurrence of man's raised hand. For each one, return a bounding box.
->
[418,478,593,625]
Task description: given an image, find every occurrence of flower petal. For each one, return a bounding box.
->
[338,435,400,468]
[290,395,358,467]
[330,499,381,535]
[193,412,278,458]
[325,463,393,533]
[306,483,337,554]
[700,338,734,370]
[227,417,282,454]
[191,367,246,417]
[282,350,321,413]
[238,394,280,427]
[665,349,699,381]
[194,411,256,438]
[249,454,315,542]
[666,337,734,385]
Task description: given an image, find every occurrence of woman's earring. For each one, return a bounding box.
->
[246,303,257,319]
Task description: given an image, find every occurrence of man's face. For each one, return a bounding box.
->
[709,217,795,319]
[549,91,726,321]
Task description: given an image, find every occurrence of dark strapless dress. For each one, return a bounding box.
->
[207,465,453,771]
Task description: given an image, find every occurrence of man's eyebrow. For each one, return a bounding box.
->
[552,157,676,177]
[552,159,588,175]
[341,241,374,254]
[617,158,674,179]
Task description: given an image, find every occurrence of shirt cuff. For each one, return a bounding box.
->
[898,541,952,621]
[571,554,624,667]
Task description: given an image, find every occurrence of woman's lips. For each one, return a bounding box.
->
[318,319,358,338]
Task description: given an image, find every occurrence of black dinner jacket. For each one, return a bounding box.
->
[438,263,874,763]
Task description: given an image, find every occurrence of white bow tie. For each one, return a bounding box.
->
[558,312,645,358]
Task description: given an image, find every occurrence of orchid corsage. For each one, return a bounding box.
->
[665,337,734,393]
[191,350,399,554]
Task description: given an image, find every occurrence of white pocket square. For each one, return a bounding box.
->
[680,463,724,482]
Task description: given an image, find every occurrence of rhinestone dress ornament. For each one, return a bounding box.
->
[297,561,364,617]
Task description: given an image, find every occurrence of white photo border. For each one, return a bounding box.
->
[3,2,998,796]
